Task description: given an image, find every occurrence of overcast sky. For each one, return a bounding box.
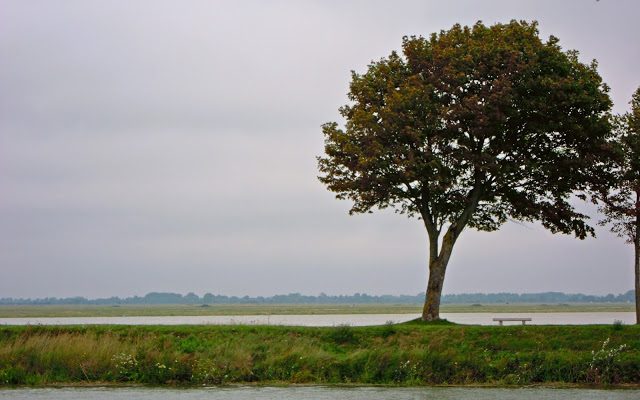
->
[1,0,639,299]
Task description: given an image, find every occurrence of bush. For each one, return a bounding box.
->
[328,325,358,345]
[0,367,27,385]
[587,338,628,384]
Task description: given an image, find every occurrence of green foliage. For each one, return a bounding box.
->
[319,20,615,237]
[327,324,359,345]
[177,335,201,354]
[599,86,640,245]
[0,367,27,385]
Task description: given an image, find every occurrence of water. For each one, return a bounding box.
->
[0,312,634,326]
[0,386,638,400]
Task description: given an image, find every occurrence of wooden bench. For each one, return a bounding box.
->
[493,317,532,326]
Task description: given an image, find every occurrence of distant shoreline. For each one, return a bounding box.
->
[0,290,634,306]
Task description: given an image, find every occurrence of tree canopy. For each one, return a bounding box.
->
[599,87,640,323]
[318,21,617,320]
[600,88,640,244]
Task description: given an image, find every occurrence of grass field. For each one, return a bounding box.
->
[0,303,634,318]
[0,322,638,386]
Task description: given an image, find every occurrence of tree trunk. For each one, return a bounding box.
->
[635,207,639,325]
[635,237,639,325]
[422,259,446,321]
[422,232,456,321]
[419,184,482,321]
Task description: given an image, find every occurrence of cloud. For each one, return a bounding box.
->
[0,0,638,298]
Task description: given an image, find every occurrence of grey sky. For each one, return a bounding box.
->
[1,0,639,298]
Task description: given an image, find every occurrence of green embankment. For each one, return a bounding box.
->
[1,322,639,386]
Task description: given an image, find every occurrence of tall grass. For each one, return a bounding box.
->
[0,323,638,386]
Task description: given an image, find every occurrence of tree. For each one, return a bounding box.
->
[599,87,640,324]
[317,21,617,321]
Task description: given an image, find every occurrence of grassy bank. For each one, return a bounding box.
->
[0,322,639,387]
[0,303,634,318]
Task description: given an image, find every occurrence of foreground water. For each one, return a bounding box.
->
[0,387,638,400]
[0,312,634,326]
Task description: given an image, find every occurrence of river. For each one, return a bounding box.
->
[0,386,638,400]
[0,312,634,326]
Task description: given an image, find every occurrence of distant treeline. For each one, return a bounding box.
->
[0,290,634,306]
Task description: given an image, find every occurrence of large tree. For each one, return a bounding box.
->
[318,21,617,321]
[600,87,640,324]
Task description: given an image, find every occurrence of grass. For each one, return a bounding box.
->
[0,322,638,386]
[0,302,634,318]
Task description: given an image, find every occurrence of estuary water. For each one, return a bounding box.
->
[0,386,638,400]
[0,312,634,326]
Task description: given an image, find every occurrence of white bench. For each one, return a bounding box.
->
[493,317,532,326]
